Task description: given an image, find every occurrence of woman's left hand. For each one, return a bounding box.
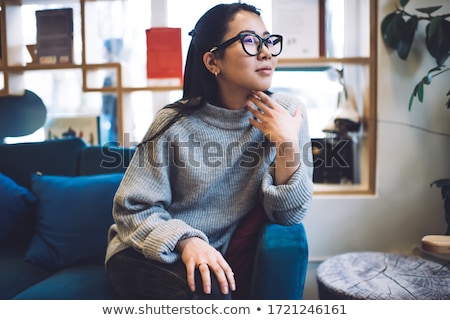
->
[247,90,303,147]
[177,237,235,296]
[247,90,303,185]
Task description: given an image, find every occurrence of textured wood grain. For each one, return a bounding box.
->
[316,252,450,300]
[422,235,450,254]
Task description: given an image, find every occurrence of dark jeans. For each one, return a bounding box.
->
[107,204,268,300]
[106,247,232,300]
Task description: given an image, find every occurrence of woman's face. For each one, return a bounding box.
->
[214,10,278,98]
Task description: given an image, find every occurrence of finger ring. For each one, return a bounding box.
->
[197,262,208,268]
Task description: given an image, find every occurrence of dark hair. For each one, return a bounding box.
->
[184,3,260,103]
[141,3,261,144]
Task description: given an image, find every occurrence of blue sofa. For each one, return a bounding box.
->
[0,138,309,299]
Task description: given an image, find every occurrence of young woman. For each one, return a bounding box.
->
[105,2,313,300]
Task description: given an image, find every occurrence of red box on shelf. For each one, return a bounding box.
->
[146,27,183,86]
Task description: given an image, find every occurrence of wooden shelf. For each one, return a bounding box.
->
[6,64,81,71]
[122,86,183,92]
[279,57,371,65]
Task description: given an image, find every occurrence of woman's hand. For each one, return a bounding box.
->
[176,237,235,295]
[247,90,302,148]
[247,90,303,185]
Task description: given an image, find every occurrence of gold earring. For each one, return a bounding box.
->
[214,71,218,78]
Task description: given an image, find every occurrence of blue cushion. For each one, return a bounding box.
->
[24,173,123,270]
[0,173,37,243]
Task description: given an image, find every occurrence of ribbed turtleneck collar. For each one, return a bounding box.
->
[195,102,252,130]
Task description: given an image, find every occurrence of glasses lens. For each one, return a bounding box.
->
[241,34,260,55]
[240,34,282,56]
[265,35,282,56]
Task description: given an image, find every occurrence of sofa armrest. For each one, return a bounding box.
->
[249,223,309,300]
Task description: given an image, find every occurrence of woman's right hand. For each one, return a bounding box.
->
[176,237,236,295]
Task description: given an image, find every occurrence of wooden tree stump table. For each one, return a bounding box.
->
[316,251,450,300]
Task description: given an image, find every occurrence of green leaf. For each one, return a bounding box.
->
[400,0,409,7]
[417,82,424,102]
[381,13,404,49]
[431,179,450,200]
[427,16,442,40]
[431,178,450,188]
[426,19,450,66]
[397,16,418,60]
[428,65,443,73]
[409,81,422,110]
[412,81,421,96]
[416,6,442,15]
[408,92,415,111]
[447,88,450,109]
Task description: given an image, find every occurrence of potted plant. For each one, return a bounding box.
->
[381,1,450,235]
[380,0,450,110]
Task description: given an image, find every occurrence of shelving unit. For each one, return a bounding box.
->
[0,0,178,145]
[0,0,377,194]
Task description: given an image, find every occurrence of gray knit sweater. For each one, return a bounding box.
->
[105,92,314,264]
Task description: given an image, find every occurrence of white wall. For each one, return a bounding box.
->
[303,0,450,299]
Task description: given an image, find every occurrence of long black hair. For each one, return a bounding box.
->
[141,3,261,143]
[184,3,260,103]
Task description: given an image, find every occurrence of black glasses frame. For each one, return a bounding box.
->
[209,32,283,57]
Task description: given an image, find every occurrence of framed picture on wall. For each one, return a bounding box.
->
[272,0,325,58]
[44,115,100,145]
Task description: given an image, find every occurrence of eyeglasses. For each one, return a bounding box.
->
[209,32,283,57]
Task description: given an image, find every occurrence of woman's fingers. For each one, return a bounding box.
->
[185,261,197,292]
[179,237,235,295]
[198,262,212,294]
[219,260,236,292]
[198,259,235,295]
[247,90,304,144]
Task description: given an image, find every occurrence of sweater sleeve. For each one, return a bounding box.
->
[260,95,314,225]
[112,109,208,263]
